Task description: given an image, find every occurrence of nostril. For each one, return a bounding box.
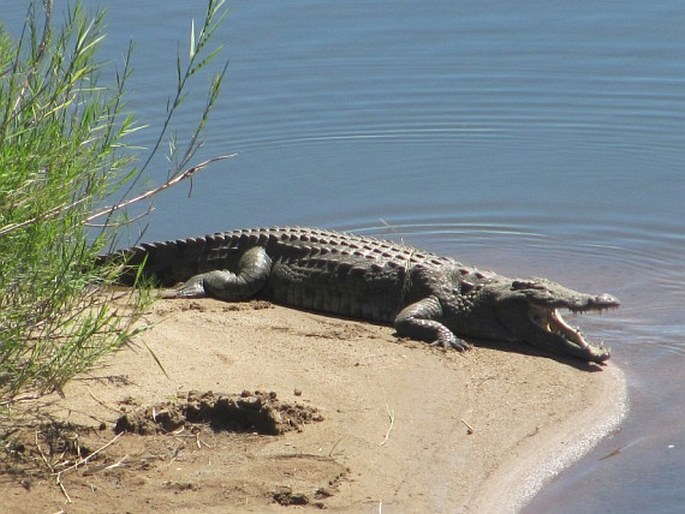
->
[594,294,620,306]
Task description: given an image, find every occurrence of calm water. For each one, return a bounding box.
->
[3,1,684,511]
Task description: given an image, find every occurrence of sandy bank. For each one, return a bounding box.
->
[1,297,625,513]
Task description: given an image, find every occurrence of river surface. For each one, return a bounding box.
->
[3,2,684,512]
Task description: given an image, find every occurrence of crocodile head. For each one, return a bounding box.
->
[492,277,620,363]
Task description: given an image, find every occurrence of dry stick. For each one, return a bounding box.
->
[82,454,129,476]
[86,207,154,228]
[194,431,214,449]
[0,198,88,237]
[37,430,72,503]
[0,393,42,406]
[35,431,54,473]
[379,404,395,446]
[54,432,123,479]
[327,438,343,457]
[87,387,122,414]
[85,153,237,224]
[0,155,234,238]
[56,476,72,504]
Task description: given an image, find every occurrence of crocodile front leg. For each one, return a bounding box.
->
[394,296,471,351]
[170,246,273,300]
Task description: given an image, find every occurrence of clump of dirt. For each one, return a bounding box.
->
[114,389,323,436]
[271,483,338,508]
[272,485,313,506]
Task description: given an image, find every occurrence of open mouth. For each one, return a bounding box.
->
[549,308,592,349]
[529,304,616,357]
[506,280,620,362]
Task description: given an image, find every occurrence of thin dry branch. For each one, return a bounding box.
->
[0,198,88,238]
[85,153,236,224]
[87,387,121,414]
[54,431,123,479]
[0,155,234,238]
[85,205,154,228]
[35,430,55,473]
[379,404,395,446]
[36,429,72,503]
[81,454,129,476]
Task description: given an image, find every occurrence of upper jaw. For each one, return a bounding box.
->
[565,293,621,313]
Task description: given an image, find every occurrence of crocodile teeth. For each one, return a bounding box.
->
[551,309,590,350]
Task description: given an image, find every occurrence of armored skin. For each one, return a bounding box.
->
[103,227,619,363]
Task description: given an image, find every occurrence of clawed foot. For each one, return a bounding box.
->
[161,275,207,299]
[430,335,472,352]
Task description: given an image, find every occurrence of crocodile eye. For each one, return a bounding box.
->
[512,280,545,290]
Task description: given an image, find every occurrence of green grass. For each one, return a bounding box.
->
[0,1,228,402]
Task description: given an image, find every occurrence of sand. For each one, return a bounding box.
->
[1,297,626,513]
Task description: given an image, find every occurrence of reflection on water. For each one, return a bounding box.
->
[2,1,684,511]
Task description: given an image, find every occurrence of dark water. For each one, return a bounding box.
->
[3,1,684,511]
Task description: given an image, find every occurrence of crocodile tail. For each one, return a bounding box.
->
[100,236,215,287]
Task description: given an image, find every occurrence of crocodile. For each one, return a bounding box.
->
[104,226,619,363]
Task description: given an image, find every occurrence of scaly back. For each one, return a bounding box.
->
[105,227,457,287]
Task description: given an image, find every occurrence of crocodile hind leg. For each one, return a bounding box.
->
[169,246,273,300]
[394,296,471,351]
